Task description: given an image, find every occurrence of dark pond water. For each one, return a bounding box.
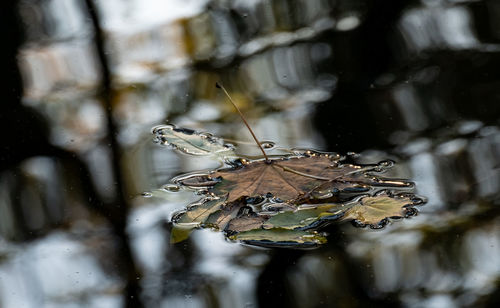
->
[1,0,499,307]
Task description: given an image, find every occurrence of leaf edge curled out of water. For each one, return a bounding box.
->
[170,224,195,244]
[172,197,227,226]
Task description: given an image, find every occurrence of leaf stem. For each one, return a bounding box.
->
[216,82,270,163]
[278,165,331,181]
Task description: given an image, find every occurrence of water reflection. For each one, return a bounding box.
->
[1,0,500,307]
[399,5,479,52]
[0,232,122,307]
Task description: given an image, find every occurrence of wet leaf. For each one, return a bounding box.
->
[170,225,195,244]
[152,124,236,158]
[226,214,269,232]
[179,153,411,203]
[170,197,226,244]
[204,198,250,230]
[262,203,347,230]
[229,228,327,248]
[341,191,422,228]
[173,197,226,227]
[157,126,426,248]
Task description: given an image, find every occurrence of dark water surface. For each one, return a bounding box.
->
[1,0,499,307]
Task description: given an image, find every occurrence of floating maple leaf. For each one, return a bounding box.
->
[153,125,425,248]
[151,82,425,248]
[177,153,411,204]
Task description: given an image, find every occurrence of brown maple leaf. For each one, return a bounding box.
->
[178,152,411,204]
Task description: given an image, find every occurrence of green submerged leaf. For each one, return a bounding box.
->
[152,124,236,158]
[262,203,348,230]
[341,191,422,228]
[229,228,327,248]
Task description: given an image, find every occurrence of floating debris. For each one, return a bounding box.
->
[151,125,426,248]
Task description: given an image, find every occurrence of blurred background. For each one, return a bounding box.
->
[0,0,499,307]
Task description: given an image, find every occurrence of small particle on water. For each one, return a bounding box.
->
[151,125,165,134]
[163,184,180,192]
[141,192,153,198]
[243,13,248,18]
[378,160,394,168]
[261,141,275,149]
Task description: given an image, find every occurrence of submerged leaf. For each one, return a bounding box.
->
[262,203,346,230]
[229,228,327,248]
[152,124,236,158]
[341,191,422,228]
